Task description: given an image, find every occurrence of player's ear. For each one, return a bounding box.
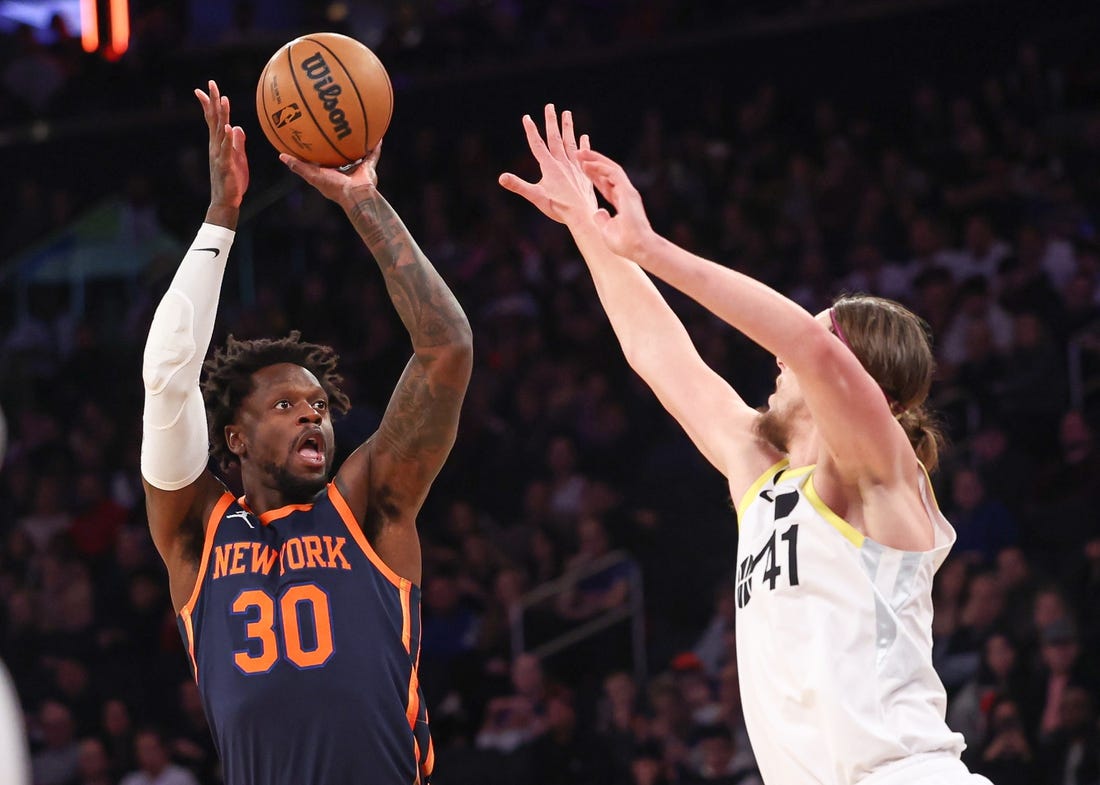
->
[225,425,246,458]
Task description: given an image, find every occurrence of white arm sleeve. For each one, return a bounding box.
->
[0,660,28,785]
[141,222,234,490]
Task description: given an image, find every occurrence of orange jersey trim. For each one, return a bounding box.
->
[181,610,198,683]
[181,491,234,618]
[406,668,420,731]
[400,581,413,653]
[326,483,409,590]
[424,737,435,777]
[178,491,234,686]
[236,496,316,526]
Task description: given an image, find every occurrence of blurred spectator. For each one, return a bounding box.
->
[31,699,80,785]
[419,567,482,706]
[939,276,1014,373]
[1027,410,1100,569]
[958,214,1012,282]
[69,470,128,564]
[19,474,73,552]
[972,695,1038,785]
[555,515,631,622]
[522,685,611,785]
[75,735,113,785]
[935,570,1005,693]
[476,653,548,754]
[692,582,737,677]
[596,670,646,784]
[629,742,672,785]
[119,727,199,785]
[946,631,1032,746]
[99,698,135,780]
[682,723,762,785]
[1037,685,1100,785]
[1031,619,1096,742]
[168,680,216,784]
[943,467,1018,566]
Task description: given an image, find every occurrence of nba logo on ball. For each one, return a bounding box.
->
[271,104,302,128]
[256,32,393,168]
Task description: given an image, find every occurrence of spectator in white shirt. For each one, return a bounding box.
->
[119,729,198,785]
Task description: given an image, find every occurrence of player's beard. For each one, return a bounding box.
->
[260,460,328,503]
[755,406,793,453]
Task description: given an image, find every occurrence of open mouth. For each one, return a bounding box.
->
[295,430,326,467]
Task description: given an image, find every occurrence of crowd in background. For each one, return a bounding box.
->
[2,2,1100,784]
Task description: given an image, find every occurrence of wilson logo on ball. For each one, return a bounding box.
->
[300,52,352,140]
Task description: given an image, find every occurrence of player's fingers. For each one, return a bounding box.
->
[366,139,383,167]
[561,111,579,158]
[580,157,631,195]
[575,148,623,172]
[579,133,591,152]
[208,80,220,109]
[581,164,618,205]
[544,104,565,160]
[593,207,612,228]
[279,153,314,180]
[498,172,539,200]
[521,115,552,165]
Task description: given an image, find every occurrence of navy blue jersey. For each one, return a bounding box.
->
[177,484,433,785]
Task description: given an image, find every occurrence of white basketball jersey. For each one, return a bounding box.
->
[733,460,965,785]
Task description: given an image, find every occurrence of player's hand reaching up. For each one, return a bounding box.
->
[575,147,655,262]
[279,143,381,207]
[499,104,598,225]
[195,80,248,224]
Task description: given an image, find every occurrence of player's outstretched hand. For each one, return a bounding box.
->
[195,80,248,213]
[499,104,598,226]
[279,143,381,206]
[575,148,655,261]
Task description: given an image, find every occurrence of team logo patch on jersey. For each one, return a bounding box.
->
[226,510,255,528]
[738,489,802,608]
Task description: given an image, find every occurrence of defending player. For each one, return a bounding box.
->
[499,106,994,785]
[141,81,471,785]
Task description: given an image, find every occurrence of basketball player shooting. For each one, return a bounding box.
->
[140,81,471,785]
[500,106,995,785]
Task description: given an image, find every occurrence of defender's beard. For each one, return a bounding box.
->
[755,406,793,453]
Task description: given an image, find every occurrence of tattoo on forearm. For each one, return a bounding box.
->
[379,362,467,459]
[349,190,471,475]
[349,192,469,350]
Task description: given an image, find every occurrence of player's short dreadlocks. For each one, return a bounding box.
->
[202,331,351,471]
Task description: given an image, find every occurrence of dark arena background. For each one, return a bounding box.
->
[1,0,1099,783]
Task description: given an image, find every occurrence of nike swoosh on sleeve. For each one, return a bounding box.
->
[192,247,221,258]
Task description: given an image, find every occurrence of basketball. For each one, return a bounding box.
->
[256,32,393,167]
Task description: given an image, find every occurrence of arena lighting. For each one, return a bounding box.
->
[79,0,97,52]
[106,0,128,57]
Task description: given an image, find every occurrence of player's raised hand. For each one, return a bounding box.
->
[575,148,654,261]
[195,80,248,213]
[279,142,381,206]
[499,104,598,225]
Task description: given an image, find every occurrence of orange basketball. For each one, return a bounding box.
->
[256,32,393,167]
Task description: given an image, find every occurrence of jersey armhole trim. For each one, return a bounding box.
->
[736,458,790,520]
[803,472,866,548]
[179,491,234,619]
[327,483,413,591]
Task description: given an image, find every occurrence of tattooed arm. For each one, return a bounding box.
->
[280,148,473,582]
